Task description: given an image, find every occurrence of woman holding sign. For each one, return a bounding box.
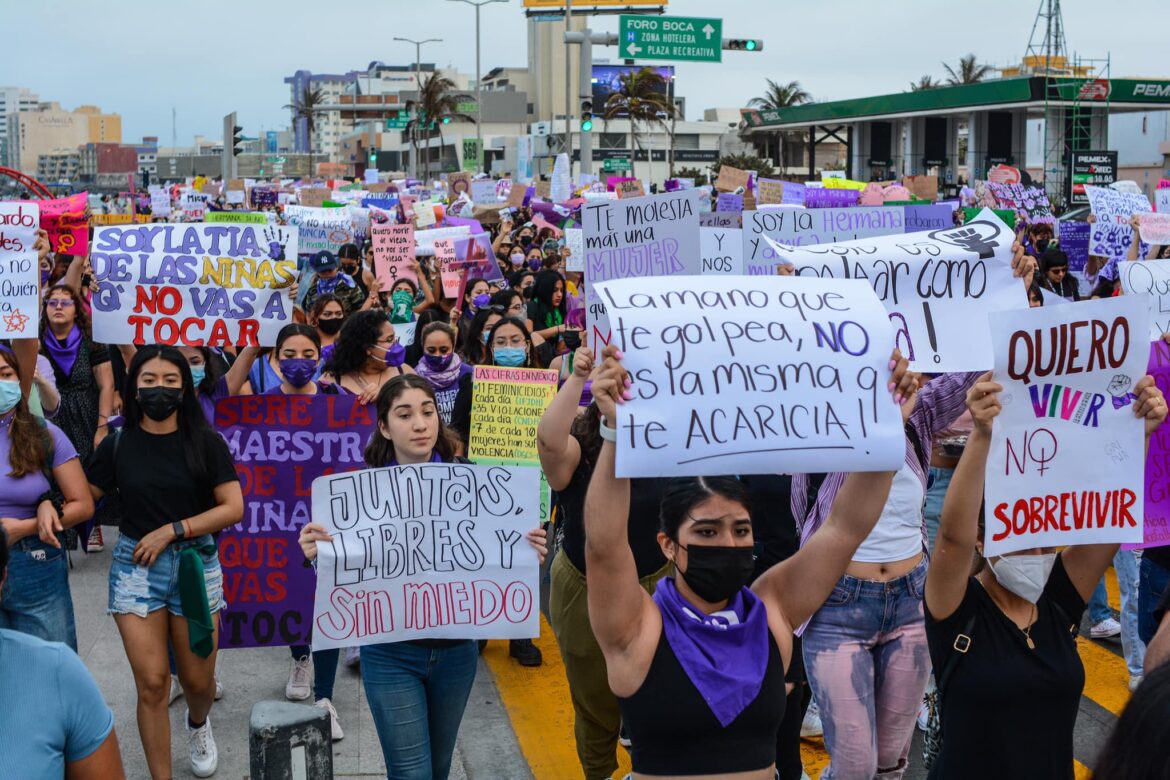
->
[583,345,916,780]
[924,374,1165,779]
[298,374,547,780]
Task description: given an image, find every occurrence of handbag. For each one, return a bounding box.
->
[922,614,976,769]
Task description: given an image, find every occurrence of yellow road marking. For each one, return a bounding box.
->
[1077,635,1129,716]
[1075,759,1093,778]
[1105,566,1121,613]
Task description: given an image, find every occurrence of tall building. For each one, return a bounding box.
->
[5,102,121,175]
[284,70,358,162]
[74,105,123,144]
[0,86,41,167]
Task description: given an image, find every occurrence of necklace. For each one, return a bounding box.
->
[1022,602,1037,650]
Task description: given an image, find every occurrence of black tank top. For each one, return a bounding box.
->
[618,626,786,775]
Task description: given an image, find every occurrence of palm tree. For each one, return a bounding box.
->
[284,85,326,178]
[943,54,993,86]
[405,72,474,179]
[909,75,940,92]
[747,79,811,175]
[601,67,675,180]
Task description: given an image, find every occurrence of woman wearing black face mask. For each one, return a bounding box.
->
[310,295,345,363]
[583,345,913,780]
[337,243,374,306]
[86,345,244,779]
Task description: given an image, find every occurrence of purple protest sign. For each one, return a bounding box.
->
[1130,341,1170,550]
[444,215,486,233]
[803,188,860,208]
[716,193,744,213]
[903,204,955,231]
[251,188,278,207]
[214,394,376,648]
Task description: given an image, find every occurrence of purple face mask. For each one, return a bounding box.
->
[472,293,491,309]
[375,342,406,368]
[528,259,542,271]
[422,352,454,371]
[279,358,318,388]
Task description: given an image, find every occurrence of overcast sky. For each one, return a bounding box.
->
[4,0,1167,144]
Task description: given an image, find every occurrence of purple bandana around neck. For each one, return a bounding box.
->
[44,324,83,377]
[317,273,356,297]
[388,451,444,467]
[415,351,465,391]
[652,576,770,727]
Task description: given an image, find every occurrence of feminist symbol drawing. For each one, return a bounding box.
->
[3,309,30,333]
[928,220,1004,259]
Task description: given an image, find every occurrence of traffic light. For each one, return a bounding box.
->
[231,124,244,156]
[442,116,451,125]
[580,100,593,132]
[724,39,763,52]
[141,168,150,189]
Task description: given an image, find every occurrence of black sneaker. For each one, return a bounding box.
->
[509,638,543,667]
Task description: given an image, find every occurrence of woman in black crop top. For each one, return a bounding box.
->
[924,374,1166,780]
[584,346,917,779]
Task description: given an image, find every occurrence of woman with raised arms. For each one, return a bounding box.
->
[583,344,917,779]
[298,374,547,780]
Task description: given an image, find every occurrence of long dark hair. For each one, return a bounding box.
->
[529,269,566,328]
[461,307,499,364]
[486,317,536,368]
[363,374,459,467]
[187,347,225,395]
[1091,662,1170,780]
[570,400,604,474]
[275,323,322,355]
[123,345,217,493]
[0,346,51,477]
[322,310,387,377]
[659,477,750,540]
[40,283,91,336]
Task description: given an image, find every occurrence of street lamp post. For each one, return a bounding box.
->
[448,0,506,175]
[393,36,442,178]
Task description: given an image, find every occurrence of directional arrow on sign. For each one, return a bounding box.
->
[702,23,715,39]
[627,43,642,56]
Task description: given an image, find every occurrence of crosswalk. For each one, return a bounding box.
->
[484,567,1133,779]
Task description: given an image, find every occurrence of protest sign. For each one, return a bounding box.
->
[299,187,331,208]
[616,179,646,199]
[715,165,749,193]
[90,214,151,226]
[903,204,954,231]
[595,275,903,477]
[757,179,784,205]
[150,187,172,217]
[564,228,584,273]
[902,175,939,202]
[468,365,558,521]
[823,177,869,192]
[415,225,470,254]
[988,164,1022,184]
[284,205,354,256]
[453,234,506,286]
[984,295,1148,556]
[372,223,417,290]
[179,189,206,220]
[205,212,267,224]
[470,179,497,205]
[310,463,541,648]
[1087,185,1152,258]
[700,212,742,229]
[1136,212,1170,245]
[716,193,744,213]
[551,154,572,203]
[581,189,703,351]
[251,188,278,208]
[414,201,438,227]
[700,227,744,275]
[772,210,1024,371]
[1133,341,1170,549]
[215,394,375,648]
[1157,189,1170,214]
[742,207,905,275]
[1059,220,1092,296]
[988,182,1055,225]
[226,190,246,205]
[0,202,40,337]
[804,188,860,209]
[506,183,529,208]
[1118,259,1170,339]
[90,223,298,347]
[447,172,472,201]
[435,239,462,298]
[962,207,1015,229]
[33,193,88,255]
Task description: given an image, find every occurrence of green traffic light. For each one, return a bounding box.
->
[745,40,757,51]
[442,117,451,124]
[581,118,593,132]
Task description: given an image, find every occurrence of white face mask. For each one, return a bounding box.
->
[989,552,1057,604]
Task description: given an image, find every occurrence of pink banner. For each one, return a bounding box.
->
[31,193,88,255]
[1132,340,1170,549]
[371,223,417,291]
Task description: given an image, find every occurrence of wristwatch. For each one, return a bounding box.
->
[172,521,186,541]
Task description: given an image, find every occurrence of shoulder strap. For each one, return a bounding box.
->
[936,613,977,693]
[905,421,928,474]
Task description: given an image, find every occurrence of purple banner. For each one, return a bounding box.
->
[716,193,744,213]
[251,189,278,207]
[803,188,859,209]
[1132,341,1170,550]
[903,204,955,232]
[215,394,376,648]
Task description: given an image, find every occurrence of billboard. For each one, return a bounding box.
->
[1068,150,1118,207]
[591,64,675,118]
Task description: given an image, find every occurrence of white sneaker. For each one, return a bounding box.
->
[286,656,312,701]
[1090,617,1122,639]
[344,646,361,669]
[169,674,183,705]
[1129,674,1143,692]
[186,711,218,777]
[315,697,344,741]
[214,677,223,701]
[800,701,823,738]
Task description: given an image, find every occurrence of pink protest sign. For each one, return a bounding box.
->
[33,193,89,255]
[371,223,417,290]
[435,239,461,298]
[1134,340,1170,549]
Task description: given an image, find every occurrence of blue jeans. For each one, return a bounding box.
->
[922,466,953,551]
[1139,555,1170,645]
[1088,578,1113,625]
[1112,550,1145,677]
[0,537,77,650]
[361,640,478,780]
[290,645,341,701]
[803,559,930,779]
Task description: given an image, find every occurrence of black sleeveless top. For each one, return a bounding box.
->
[618,627,786,775]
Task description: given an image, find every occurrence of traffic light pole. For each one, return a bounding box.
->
[221,112,237,182]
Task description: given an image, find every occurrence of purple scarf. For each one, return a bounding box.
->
[316,273,356,297]
[653,576,770,727]
[415,352,465,391]
[44,325,83,377]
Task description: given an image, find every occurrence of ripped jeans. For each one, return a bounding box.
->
[803,559,930,780]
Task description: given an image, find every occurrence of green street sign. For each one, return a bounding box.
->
[618,14,722,63]
[603,157,632,172]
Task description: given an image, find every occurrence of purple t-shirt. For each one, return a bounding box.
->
[0,419,78,519]
[197,376,231,426]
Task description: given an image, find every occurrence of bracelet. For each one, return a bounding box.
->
[599,416,617,443]
[172,520,186,541]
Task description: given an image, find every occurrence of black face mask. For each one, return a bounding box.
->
[676,544,755,603]
[1035,238,1051,254]
[522,285,535,299]
[562,330,582,350]
[318,317,343,335]
[137,386,183,422]
[341,262,359,274]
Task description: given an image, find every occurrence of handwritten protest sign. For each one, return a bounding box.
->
[90,223,298,347]
[1087,185,1152,258]
[1059,220,1092,296]
[284,205,353,256]
[0,202,40,337]
[1133,341,1170,549]
[742,207,905,275]
[34,193,88,255]
[984,295,1148,556]
[205,212,267,224]
[1136,212,1170,245]
[700,227,744,275]
[1118,259,1170,339]
[435,239,462,298]
[757,179,784,205]
[824,177,869,192]
[803,189,860,209]
[468,366,558,521]
[715,165,749,193]
[988,182,1055,225]
[773,210,1024,371]
[415,225,470,255]
[447,172,472,201]
[149,187,172,217]
[470,179,497,205]
[179,189,206,221]
[581,189,703,351]
[298,187,331,208]
[616,179,646,199]
[1157,189,1170,214]
[716,193,744,213]
[902,175,939,202]
[564,228,584,273]
[215,395,375,647]
[903,204,955,231]
[595,275,903,477]
[700,212,742,229]
[371,223,417,290]
[453,234,506,286]
[310,463,541,648]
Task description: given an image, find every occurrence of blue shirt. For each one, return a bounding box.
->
[0,629,114,776]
